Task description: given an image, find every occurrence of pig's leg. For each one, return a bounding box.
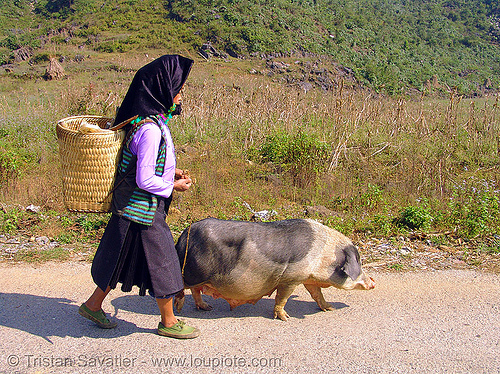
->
[191,287,213,311]
[273,284,297,321]
[173,290,185,312]
[303,284,333,311]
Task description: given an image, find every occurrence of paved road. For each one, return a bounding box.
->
[0,262,499,373]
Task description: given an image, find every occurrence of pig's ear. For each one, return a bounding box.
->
[341,245,362,281]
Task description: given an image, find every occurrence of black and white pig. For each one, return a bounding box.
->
[174,218,375,321]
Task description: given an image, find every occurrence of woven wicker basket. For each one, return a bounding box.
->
[56,115,125,213]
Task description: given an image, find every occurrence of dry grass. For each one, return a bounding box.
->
[175,69,500,221]
[1,54,499,238]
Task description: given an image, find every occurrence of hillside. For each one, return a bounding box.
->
[0,2,500,258]
[0,0,499,95]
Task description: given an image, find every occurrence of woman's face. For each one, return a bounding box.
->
[173,92,182,105]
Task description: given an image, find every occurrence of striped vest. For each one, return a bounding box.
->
[113,111,174,226]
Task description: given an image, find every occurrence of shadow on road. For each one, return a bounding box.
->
[0,293,152,343]
[1,290,350,343]
[111,293,349,320]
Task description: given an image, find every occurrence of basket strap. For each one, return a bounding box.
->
[98,167,133,204]
[98,118,158,204]
[108,115,139,131]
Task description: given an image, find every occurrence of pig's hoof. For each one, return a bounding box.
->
[174,299,184,312]
[320,303,334,311]
[273,308,290,321]
[174,296,185,312]
[196,302,213,311]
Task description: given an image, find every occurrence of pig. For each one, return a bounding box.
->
[174,218,375,321]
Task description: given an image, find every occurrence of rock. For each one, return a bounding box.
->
[13,46,33,62]
[74,54,85,63]
[199,43,228,59]
[26,204,41,213]
[35,236,50,245]
[251,210,277,221]
[376,243,394,253]
[47,241,59,249]
[87,35,99,44]
[266,60,289,71]
[4,246,21,254]
[198,49,210,59]
[241,201,277,221]
[399,247,412,256]
[226,48,239,58]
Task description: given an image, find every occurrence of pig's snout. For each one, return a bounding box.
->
[364,276,376,290]
[349,275,375,290]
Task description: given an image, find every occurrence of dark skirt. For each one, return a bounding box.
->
[91,197,184,298]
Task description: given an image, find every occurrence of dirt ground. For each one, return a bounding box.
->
[0,261,499,373]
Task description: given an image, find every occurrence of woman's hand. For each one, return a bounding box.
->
[175,168,189,180]
[173,176,192,192]
[174,168,192,191]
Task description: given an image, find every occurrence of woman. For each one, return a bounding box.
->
[78,55,199,339]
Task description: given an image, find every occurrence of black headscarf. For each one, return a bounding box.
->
[113,54,194,128]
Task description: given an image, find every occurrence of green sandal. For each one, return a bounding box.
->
[157,320,200,339]
[78,303,117,329]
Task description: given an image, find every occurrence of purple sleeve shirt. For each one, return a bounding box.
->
[129,122,176,199]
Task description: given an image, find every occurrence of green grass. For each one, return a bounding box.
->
[1,0,499,95]
[11,246,72,263]
[0,50,499,255]
[388,263,404,271]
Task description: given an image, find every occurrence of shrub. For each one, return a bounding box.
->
[447,178,500,238]
[360,183,384,210]
[371,212,396,236]
[75,214,110,234]
[395,205,433,231]
[30,52,52,64]
[0,207,23,233]
[254,131,330,187]
[0,148,26,186]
